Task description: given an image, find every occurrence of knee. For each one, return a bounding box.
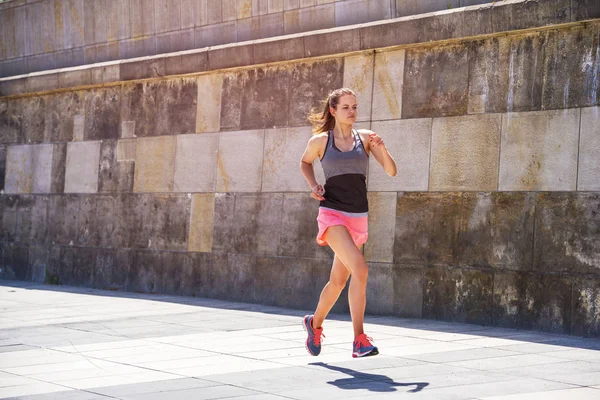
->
[329,277,348,291]
[352,261,369,282]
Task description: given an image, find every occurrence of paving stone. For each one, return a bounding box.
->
[133,136,176,193]
[216,130,264,192]
[342,53,374,123]
[498,109,580,191]
[368,118,431,191]
[578,106,600,190]
[174,133,219,192]
[188,193,215,253]
[64,141,101,194]
[195,74,222,133]
[430,114,501,191]
[365,192,396,264]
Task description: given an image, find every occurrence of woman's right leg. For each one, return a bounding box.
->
[312,254,351,329]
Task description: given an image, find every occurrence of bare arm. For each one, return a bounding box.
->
[359,130,397,176]
[300,134,327,200]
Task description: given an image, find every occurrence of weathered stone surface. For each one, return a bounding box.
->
[134,136,176,193]
[183,252,229,298]
[94,248,132,291]
[216,130,264,192]
[460,192,535,270]
[47,195,79,246]
[106,0,130,41]
[98,140,134,193]
[542,26,599,110]
[533,192,600,276]
[15,195,49,245]
[189,193,215,253]
[50,143,67,194]
[20,96,47,144]
[212,192,235,253]
[84,41,119,65]
[304,29,360,58]
[262,127,312,192]
[29,245,48,283]
[86,195,129,248]
[393,265,424,318]
[208,43,254,71]
[84,87,120,141]
[366,262,394,315]
[278,193,332,260]
[343,53,374,122]
[121,82,158,138]
[468,37,511,114]
[143,194,190,251]
[395,192,462,266]
[164,51,208,76]
[219,72,244,131]
[127,250,164,294]
[253,36,304,65]
[493,271,572,334]
[365,192,396,264]
[360,16,423,50]
[0,98,22,144]
[196,74,222,133]
[289,59,343,127]
[572,277,600,337]
[403,44,469,119]
[194,21,238,48]
[47,91,85,142]
[0,145,5,191]
[255,257,317,309]
[0,243,30,281]
[5,145,33,194]
[419,8,468,43]
[490,0,569,33]
[64,141,101,193]
[155,78,198,136]
[572,0,600,20]
[430,114,501,191]
[120,57,166,81]
[232,193,283,255]
[118,37,156,60]
[423,266,493,325]
[368,118,431,191]
[60,246,97,287]
[156,29,195,55]
[0,77,27,96]
[238,13,284,42]
[207,253,256,303]
[76,195,95,246]
[123,194,148,249]
[499,109,580,191]
[0,195,18,242]
[162,251,196,295]
[27,73,59,93]
[241,67,291,130]
[335,0,390,27]
[31,144,53,194]
[58,68,92,89]
[154,0,182,33]
[83,0,107,46]
[579,107,600,191]
[283,4,335,35]
[174,133,219,192]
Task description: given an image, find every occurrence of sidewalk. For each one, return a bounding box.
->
[0,281,599,400]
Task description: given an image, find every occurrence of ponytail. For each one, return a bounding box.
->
[308,88,356,134]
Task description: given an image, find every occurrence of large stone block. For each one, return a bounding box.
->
[120,82,159,138]
[402,44,469,119]
[120,56,166,81]
[155,0,182,33]
[5,144,54,194]
[359,16,423,50]
[289,59,343,127]
[183,252,228,298]
[106,0,130,41]
[241,67,291,130]
[118,37,156,59]
[20,96,47,144]
[335,0,390,27]
[0,243,30,281]
[365,192,396,263]
[143,194,190,251]
[368,118,431,191]
[64,141,100,193]
[95,248,133,291]
[278,193,332,260]
[423,266,493,325]
[98,140,135,193]
[262,127,315,192]
[253,36,304,65]
[460,192,535,270]
[366,262,394,315]
[196,74,222,133]
[207,253,256,303]
[212,192,235,253]
[155,78,198,137]
[84,87,120,141]
[493,271,572,334]
[0,195,18,242]
[498,109,580,191]
[89,195,129,248]
[156,29,195,54]
[189,193,215,252]
[533,192,600,276]
[0,99,22,144]
[395,192,462,266]
[343,53,374,122]
[174,133,219,192]
[430,114,501,191]
[283,4,335,35]
[578,107,600,190]
[29,245,48,283]
[47,195,79,246]
[16,195,49,245]
[468,37,511,114]
[232,193,283,255]
[304,28,360,58]
[83,0,107,46]
[50,143,67,194]
[208,42,254,71]
[572,277,600,337]
[219,72,244,131]
[216,130,264,192]
[127,250,164,294]
[60,246,97,287]
[393,265,424,318]
[134,136,176,193]
[164,51,209,76]
[123,194,148,249]
[254,257,317,309]
[490,0,570,32]
[47,91,85,142]
[76,195,96,246]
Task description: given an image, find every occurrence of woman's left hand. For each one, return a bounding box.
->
[369,133,385,149]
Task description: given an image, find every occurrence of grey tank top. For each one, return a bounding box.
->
[319,130,369,214]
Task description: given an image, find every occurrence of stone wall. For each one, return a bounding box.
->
[1,0,600,337]
[0,0,495,77]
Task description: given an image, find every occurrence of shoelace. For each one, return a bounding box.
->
[312,328,326,346]
[355,335,374,348]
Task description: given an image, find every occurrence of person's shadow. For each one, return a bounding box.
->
[310,362,429,393]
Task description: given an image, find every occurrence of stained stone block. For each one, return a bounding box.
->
[572,277,600,337]
[343,53,374,122]
[493,271,573,334]
[120,82,159,138]
[120,57,166,81]
[219,72,244,131]
[162,251,197,295]
[216,130,264,192]
[60,246,96,287]
[423,266,493,325]
[368,118,431,191]
[174,133,219,192]
[254,257,317,308]
[58,68,92,89]
[262,127,313,192]
[155,0,182,33]
[95,248,132,291]
[365,192,396,263]
[50,143,67,194]
[165,51,209,76]
[208,253,256,302]
[468,37,511,114]
[196,74,222,133]
[0,243,30,281]
[499,109,580,191]
[578,107,600,190]
[366,263,394,315]
[208,43,254,71]
[490,0,570,32]
[393,265,424,318]
[238,0,253,17]
[0,77,26,96]
[134,136,176,193]
[15,196,49,245]
[572,0,600,20]
[143,194,190,251]
[359,16,423,50]
[430,114,501,191]
[402,44,469,119]
[98,140,135,193]
[212,192,235,253]
[458,193,535,270]
[533,192,600,276]
[29,245,48,283]
[84,87,120,141]
[395,192,462,266]
[47,195,79,245]
[0,98,23,143]
[125,194,150,249]
[232,193,283,255]
[189,193,215,252]
[0,195,18,242]
[47,91,85,142]
[128,250,164,294]
[156,78,198,136]
[5,145,32,194]
[253,36,304,65]
[106,0,130,41]
[185,252,228,298]
[194,21,238,48]
[20,96,47,144]
[240,67,291,130]
[91,195,128,248]
[283,4,335,35]
[278,193,332,260]
[64,141,101,193]
[76,195,95,246]
[289,59,343,127]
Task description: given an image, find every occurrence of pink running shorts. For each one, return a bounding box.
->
[316,207,368,247]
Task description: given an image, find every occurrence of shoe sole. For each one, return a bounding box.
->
[302,316,319,356]
[352,348,379,358]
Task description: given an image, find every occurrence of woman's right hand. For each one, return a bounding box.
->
[311,184,325,201]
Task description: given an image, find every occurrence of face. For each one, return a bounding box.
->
[331,94,357,125]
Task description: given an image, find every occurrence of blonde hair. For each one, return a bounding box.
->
[308,88,357,134]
